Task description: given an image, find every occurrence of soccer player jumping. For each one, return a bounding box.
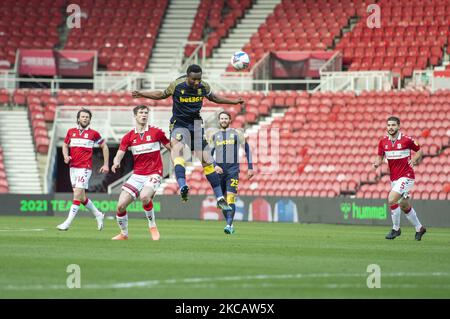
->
[57,108,109,231]
[111,105,171,241]
[132,64,244,212]
[373,116,427,241]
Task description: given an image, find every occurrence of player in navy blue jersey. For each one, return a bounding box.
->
[132,65,244,211]
[209,111,254,234]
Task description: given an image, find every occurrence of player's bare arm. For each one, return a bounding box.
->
[373,155,383,169]
[132,90,169,100]
[409,149,423,167]
[162,142,172,152]
[162,142,174,165]
[207,92,244,105]
[62,142,71,164]
[112,150,126,173]
[99,143,110,174]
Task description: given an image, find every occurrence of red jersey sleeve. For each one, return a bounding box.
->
[409,137,421,152]
[64,129,71,145]
[158,128,170,146]
[119,132,131,152]
[377,139,385,156]
[93,130,104,145]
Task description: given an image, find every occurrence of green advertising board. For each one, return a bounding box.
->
[340,202,388,220]
[1,194,449,227]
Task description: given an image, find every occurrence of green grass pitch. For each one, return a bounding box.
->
[1,216,450,298]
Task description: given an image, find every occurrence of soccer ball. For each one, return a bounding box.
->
[231,51,250,70]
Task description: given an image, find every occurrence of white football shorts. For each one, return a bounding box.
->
[122,174,162,199]
[70,168,92,189]
[391,177,415,199]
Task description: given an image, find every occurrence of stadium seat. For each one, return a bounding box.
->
[0,0,65,67]
[335,0,449,76]
[185,0,252,58]
[63,0,168,71]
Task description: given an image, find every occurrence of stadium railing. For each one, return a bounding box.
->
[0,72,322,93]
[178,41,206,74]
[320,70,399,92]
[319,51,343,73]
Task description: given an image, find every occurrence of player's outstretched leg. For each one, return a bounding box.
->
[112,192,133,240]
[386,191,404,240]
[402,206,426,241]
[224,193,236,234]
[385,204,401,239]
[57,199,81,231]
[112,210,129,240]
[202,164,231,211]
[144,201,160,241]
[174,156,189,202]
[81,197,104,230]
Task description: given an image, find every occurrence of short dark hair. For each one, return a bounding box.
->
[387,116,400,125]
[133,105,149,115]
[77,108,92,120]
[186,64,202,75]
[218,111,231,120]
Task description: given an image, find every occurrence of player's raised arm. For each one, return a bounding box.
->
[132,90,169,100]
[99,143,110,174]
[132,80,176,100]
[207,92,244,106]
[111,150,126,173]
[62,142,71,164]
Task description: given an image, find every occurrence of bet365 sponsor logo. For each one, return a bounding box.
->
[340,202,387,220]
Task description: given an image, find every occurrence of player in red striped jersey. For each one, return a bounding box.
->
[111,105,171,241]
[57,109,110,231]
[373,116,426,241]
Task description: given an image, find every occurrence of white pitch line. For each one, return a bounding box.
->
[241,282,450,289]
[0,228,46,232]
[2,272,450,291]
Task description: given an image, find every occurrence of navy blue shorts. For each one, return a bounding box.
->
[219,170,239,195]
[169,117,208,152]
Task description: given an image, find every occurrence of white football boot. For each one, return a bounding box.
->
[96,212,105,231]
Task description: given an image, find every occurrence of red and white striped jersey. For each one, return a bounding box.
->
[119,125,170,175]
[378,132,421,181]
[64,127,104,169]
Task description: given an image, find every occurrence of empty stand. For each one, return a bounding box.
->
[163,89,450,200]
[64,0,168,72]
[6,87,449,200]
[336,0,450,78]
[185,0,253,58]
[0,0,65,65]
[226,0,367,72]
